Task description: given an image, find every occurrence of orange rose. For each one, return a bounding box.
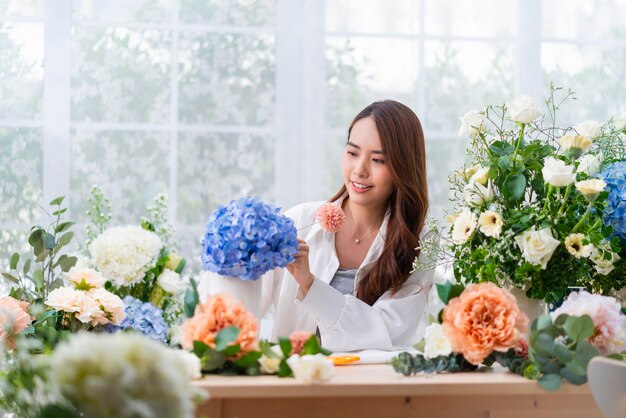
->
[0,296,32,350]
[181,293,258,355]
[441,282,529,365]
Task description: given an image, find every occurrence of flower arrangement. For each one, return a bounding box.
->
[418,87,626,304]
[201,196,299,280]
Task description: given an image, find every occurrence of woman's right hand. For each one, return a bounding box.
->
[287,239,315,294]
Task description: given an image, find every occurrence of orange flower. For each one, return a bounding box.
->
[289,331,313,355]
[441,282,528,365]
[0,296,32,350]
[181,293,258,355]
[316,203,345,233]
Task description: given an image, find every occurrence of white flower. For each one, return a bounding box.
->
[452,210,477,245]
[176,350,202,380]
[90,226,163,288]
[157,269,187,295]
[423,324,452,359]
[286,354,334,384]
[45,287,103,324]
[259,345,283,375]
[508,95,541,124]
[89,288,126,326]
[590,247,621,276]
[458,110,486,137]
[478,210,504,238]
[575,179,606,201]
[50,333,205,418]
[575,120,601,139]
[576,153,602,176]
[67,267,105,290]
[559,132,592,154]
[463,180,494,207]
[564,234,592,259]
[542,157,576,187]
[470,166,490,185]
[551,291,626,355]
[613,114,626,131]
[515,227,560,269]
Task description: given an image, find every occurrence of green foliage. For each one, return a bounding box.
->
[84,185,112,246]
[390,352,478,376]
[183,277,200,318]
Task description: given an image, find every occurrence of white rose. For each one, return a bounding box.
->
[508,95,541,124]
[458,110,486,137]
[576,153,602,176]
[259,345,283,375]
[67,267,105,290]
[89,288,126,326]
[542,157,576,187]
[613,114,626,131]
[176,350,202,380]
[575,120,601,139]
[478,210,504,239]
[286,354,334,384]
[590,248,621,276]
[515,227,560,269]
[423,324,452,359]
[463,181,494,207]
[157,269,187,295]
[452,210,477,245]
[470,166,490,185]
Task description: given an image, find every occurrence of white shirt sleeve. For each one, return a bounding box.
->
[299,268,434,352]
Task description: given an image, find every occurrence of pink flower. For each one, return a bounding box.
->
[0,296,32,350]
[315,203,345,233]
[289,331,314,355]
[515,338,529,360]
[442,282,529,365]
[551,291,626,355]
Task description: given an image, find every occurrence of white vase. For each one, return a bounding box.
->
[508,286,546,323]
[203,272,262,318]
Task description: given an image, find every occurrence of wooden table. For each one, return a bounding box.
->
[194,364,602,418]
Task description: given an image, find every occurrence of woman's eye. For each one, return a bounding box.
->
[373,158,385,164]
[347,151,357,157]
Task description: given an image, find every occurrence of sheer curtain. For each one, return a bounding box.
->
[1,0,625,284]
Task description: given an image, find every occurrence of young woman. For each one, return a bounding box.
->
[261,100,433,352]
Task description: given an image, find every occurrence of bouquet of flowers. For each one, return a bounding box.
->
[201,196,299,281]
[418,87,626,304]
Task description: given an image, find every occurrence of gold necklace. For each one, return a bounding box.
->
[352,227,378,244]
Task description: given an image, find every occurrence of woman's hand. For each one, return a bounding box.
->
[287,239,315,294]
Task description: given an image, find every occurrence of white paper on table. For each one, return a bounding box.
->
[331,349,421,364]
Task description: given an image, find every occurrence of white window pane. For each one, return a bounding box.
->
[321,132,346,198]
[1,0,43,18]
[542,0,626,40]
[71,27,171,123]
[425,137,467,221]
[180,0,276,26]
[542,43,626,124]
[424,41,515,132]
[178,32,275,125]
[325,37,420,129]
[0,22,43,119]
[325,0,420,34]
[424,0,516,37]
[177,132,275,225]
[72,0,173,23]
[70,129,170,225]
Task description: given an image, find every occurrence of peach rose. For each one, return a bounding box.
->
[0,296,32,350]
[289,331,314,355]
[181,293,258,355]
[441,282,529,365]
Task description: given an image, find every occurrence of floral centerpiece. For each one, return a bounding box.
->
[418,87,626,305]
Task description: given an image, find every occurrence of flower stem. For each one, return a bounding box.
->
[558,184,572,216]
[478,132,492,157]
[512,123,525,165]
[570,203,592,234]
[542,185,553,213]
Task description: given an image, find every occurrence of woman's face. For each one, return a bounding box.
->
[341,116,394,209]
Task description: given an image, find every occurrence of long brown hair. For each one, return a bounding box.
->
[330,100,429,305]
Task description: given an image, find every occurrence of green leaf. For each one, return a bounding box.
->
[2,272,19,284]
[563,315,594,342]
[553,314,569,327]
[10,252,19,270]
[29,228,44,255]
[538,373,562,392]
[536,315,552,331]
[192,340,211,357]
[506,173,526,200]
[59,256,77,272]
[561,365,587,385]
[183,277,200,318]
[174,258,186,274]
[36,249,50,262]
[232,351,262,368]
[202,349,227,372]
[39,403,81,418]
[55,221,75,234]
[260,341,281,359]
[23,258,31,275]
[413,339,426,352]
[33,269,44,289]
[553,343,573,364]
[52,208,67,216]
[54,232,74,252]
[214,326,239,351]
[49,196,65,206]
[43,233,55,250]
[436,281,465,305]
[534,333,555,356]
[279,337,292,357]
[573,341,598,368]
[222,344,242,357]
[301,335,330,355]
[278,359,293,377]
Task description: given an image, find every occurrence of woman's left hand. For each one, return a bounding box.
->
[287,239,315,294]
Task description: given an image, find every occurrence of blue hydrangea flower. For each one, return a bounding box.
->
[108,296,169,343]
[599,161,626,243]
[201,197,299,281]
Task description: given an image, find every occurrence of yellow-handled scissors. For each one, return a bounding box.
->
[328,355,360,365]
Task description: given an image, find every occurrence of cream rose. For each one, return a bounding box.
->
[564,234,592,259]
[423,323,453,359]
[590,248,621,276]
[286,354,335,384]
[515,227,560,269]
[259,345,283,374]
[559,132,592,155]
[67,267,105,290]
[89,288,126,326]
[575,179,606,201]
[508,95,541,124]
[458,110,486,137]
[575,120,601,139]
[463,180,494,207]
[478,210,504,238]
[452,210,477,245]
[542,157,576,187]
[157,269,187,295]
[576,153,602,176]
[470,167,490,185]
